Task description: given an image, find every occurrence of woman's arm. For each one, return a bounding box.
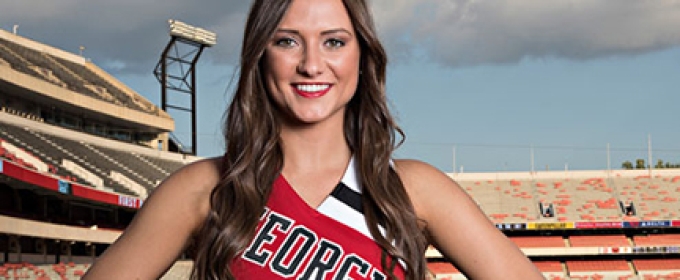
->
[82,158,220,280]
[395,159,543,279]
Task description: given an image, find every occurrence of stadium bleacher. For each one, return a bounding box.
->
[425,171,680,279]
[0,28,200,279]
[634,259,680,279]
[569,235,631,247]
[510,236,566,248]
[634,234,680,247]
[533,261,566,279]
[0,37,153,114]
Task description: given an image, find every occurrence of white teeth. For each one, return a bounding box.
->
[296,84,329,92]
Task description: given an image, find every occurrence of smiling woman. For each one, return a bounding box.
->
[263,0,361,125]
[82,0,543,279]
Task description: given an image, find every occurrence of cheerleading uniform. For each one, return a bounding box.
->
[231,157,404,279]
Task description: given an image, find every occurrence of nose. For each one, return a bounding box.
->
[297,45,324,77]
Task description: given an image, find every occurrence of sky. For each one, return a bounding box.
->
[1,0,679,173]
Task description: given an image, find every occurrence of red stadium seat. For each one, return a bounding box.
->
[427,261,461,278]
[566,260,630,272]
[569,235,630,247]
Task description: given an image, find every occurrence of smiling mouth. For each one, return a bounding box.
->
[292,84,332,98]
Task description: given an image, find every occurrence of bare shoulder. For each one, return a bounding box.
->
[392,159,465,221]
[157,156,222,198]
[148,156,225,228]
[144,157,221,214]
[393,158,454,189]
[393,159,543,279]
[83,156,223,280]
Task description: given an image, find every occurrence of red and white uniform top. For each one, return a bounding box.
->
[231,157,405,279]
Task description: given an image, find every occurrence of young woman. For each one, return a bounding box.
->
[84,0,543,279]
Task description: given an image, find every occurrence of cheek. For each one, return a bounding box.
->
[262,55,287,97]
[329,52,361,81]
[336,62,361,94]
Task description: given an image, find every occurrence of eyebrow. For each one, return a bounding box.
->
[275,28,354,37]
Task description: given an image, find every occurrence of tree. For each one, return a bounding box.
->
[656,159,665,169]
[635,159,646,169]
[622,161,633,170]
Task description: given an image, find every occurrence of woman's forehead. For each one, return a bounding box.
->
[277,0,354,32]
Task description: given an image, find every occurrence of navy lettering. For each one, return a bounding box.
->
[243,212,293,265]
[298,239,343,280]
[271,226,317,277]
[371,269,386,280]
[238,209,396,278]
[334,254,370,280]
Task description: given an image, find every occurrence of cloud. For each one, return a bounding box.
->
[372,0,680,66]
[2,0,679,74]
[0,0,248,74]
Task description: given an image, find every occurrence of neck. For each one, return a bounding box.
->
[279,118,351,174]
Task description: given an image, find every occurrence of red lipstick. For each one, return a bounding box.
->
[291,83,332,98]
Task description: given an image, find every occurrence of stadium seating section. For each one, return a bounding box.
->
[4,113,680,278]
[458,175,680,223]
[0,262,88,280]
[0,121,185,197]
[0,38,155,114]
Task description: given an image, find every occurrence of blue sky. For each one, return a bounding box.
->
[1,0,679,172]
[389,48,680,172]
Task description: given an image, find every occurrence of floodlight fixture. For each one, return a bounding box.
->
[168,19,217,47]
[155,19,216,155]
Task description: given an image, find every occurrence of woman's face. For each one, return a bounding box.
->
[263,0,361,126]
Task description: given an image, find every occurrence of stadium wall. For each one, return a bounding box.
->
[0,215,120,244]
[450,168,678,181]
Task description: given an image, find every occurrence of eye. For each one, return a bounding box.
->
[325,38,345,48]
[274,37,297,48]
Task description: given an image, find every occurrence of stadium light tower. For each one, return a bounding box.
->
[154,19,217,155]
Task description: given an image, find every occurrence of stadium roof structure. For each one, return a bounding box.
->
[0,29,174,133]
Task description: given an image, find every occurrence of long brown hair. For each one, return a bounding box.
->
[191,0,428,279]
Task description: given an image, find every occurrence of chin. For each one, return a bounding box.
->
[297,116,326,125]
[294,110,328,122]
[284,107,343,126]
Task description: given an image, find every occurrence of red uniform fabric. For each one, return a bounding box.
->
[231,175,405,279]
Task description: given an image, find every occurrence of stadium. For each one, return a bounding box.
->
[1,26,679,280]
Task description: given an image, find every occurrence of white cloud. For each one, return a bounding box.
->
[372,0,680,66]
[2,0,679,73]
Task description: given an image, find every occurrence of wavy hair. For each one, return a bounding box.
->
[191,0,428,279]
